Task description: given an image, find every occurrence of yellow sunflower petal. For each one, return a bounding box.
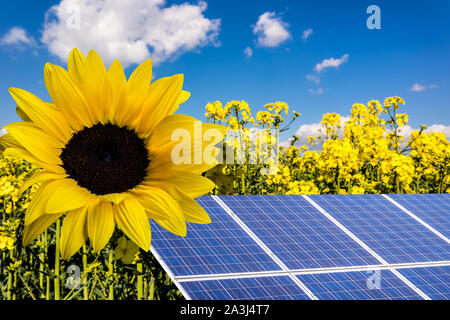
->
[16,106,31,121]
[45,178,92,214]
[114,196,151,251]
[102,192,129,204]
[67,48,86,88]
[23,213,64,246]
[146,170,215,198]
[132,186,186,236]
[177,90,191,105]
[87,200,115,253]
[4,147,65,174]
[83,50,112,124]
[148,139,219,174]
[117,59,153,127]
[107,59,127,120]
[143,181,211,224]
[136,74,184,135]
[5,122,63,165]
[24,181,53,225]
[44,63,94,130]
[60,205,89,259]
[9,87,73,142]
[147,114,226,153]
[177,194,211,224]
[19,170,65,196]
[0,133,22,151]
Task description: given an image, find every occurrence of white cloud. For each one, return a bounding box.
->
[410,83,438,92]
[1,27,36,46]
[252,12,291,47]
[400,124,450,140]
[283,119,450,150]
[284,116,351,148]
[301,28,313,41]
[308,87,324,95]
[314,53,349,73]
[306,74,320,84]
[243,46,253,58]
[426,124,450,138]
[0,128,7,137]
[41,0,221,67]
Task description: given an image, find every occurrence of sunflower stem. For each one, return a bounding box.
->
[108,250,114,300]
[7,250,12,300]
[82,244,89,300]
[149,276,155,300]
[54,219,61,300]
[137,262,143,300]
[39,234,44,293]
[44,230,50,300]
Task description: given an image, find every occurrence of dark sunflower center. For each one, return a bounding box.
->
[60,123,149,195]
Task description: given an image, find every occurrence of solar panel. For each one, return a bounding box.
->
[296,270,424,300]
[309,194,450,264]
[149,194,450,300]
[150,197,281,276]
[388,194,450,238]
[219,195,380,269]
[180,276,311,300]
[395,266,450,300]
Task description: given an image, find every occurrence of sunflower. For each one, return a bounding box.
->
[0,48,225,259]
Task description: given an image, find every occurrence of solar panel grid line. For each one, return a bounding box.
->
[296,269,426,300]
[389,269,432,300]
[388,194,450,239]
[395,266,450,300]
[302,195,432,300]
[150,246,193,300]
[212,195,318,300]
[302,195,389,264]
[289,260,450,276]
[150,197,283,276]
[177,270,291,282]
[222,195,381,269]
[175,260,450,282]
[382,194,450,244]
[310,195,450,264]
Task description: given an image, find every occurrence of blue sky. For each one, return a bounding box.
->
[0,0,449,141]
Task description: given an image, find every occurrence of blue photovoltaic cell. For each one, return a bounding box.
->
[150,197,281,276]
[389,194,450,238]
[396,266,450,300]
[181,276,311,300]
[297,270,423,300]
[310,194,450,264]
[219,195,380,269]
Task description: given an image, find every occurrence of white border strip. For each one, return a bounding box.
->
[176,260,450,282]
[212,195,318,300]
[150,246,192,300]
[302,195,431,300]
[382,194,450,244]
[175,260,450,282]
